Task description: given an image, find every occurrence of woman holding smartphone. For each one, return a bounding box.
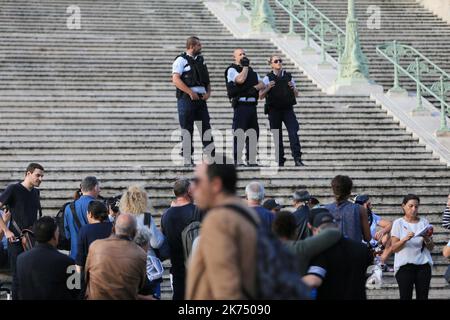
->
[391,194,434,300]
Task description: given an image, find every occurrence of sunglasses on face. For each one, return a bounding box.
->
[272,59,283,64]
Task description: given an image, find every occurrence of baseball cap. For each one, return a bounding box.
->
[354,194,369,205]
[263,198,282,211]
[308,207,330,226]
[292,190,311,202]
[312,212,336,228]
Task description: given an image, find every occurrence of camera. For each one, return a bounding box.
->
[372,242,384,254]
[240,57,250,67]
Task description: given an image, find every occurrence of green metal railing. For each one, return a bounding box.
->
[275,0,345,65]
[377,41,450,133]
[225,0,276,33]
[224,0,344,65]
[222,1,448,134]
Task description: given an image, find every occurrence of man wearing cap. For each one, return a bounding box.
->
[302,210,373,300]
[262,198,282,214]
[292,190,312,240]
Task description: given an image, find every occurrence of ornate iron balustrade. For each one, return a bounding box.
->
[274,0,345,66]
[377,41,450,134]
[224,0,344,66]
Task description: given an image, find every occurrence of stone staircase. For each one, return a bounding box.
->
[270,0,450,108]
[0,0,448,299]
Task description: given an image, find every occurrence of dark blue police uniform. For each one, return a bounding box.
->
[225,63,260,165]
[264,70,303,166]
[173,53,215,165]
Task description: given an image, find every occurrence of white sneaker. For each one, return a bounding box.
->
[366,265,383,290]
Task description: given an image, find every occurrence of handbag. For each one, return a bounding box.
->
[9,201,41,252]
[11,220,35,251]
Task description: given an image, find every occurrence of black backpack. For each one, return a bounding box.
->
[180,206,203,265]
[55,201,81,251]
[181,221,201,264]
[222,204,311,300]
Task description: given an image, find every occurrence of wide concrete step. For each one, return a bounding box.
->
[0,0,448,300]
[0,112,396,120]
[0,148,431,156]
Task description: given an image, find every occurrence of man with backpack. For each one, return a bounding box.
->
[259,55,303,167]
[172,36,215,167]
[186,160,259,299]
[161,179,201,300]
[186,158,310,300]
[64,176,101,260]
[225,48,265,166]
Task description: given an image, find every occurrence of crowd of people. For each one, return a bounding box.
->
[0,37,448,301]
[0,160,449,300]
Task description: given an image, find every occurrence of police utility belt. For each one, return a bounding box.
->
[236,97,257,105]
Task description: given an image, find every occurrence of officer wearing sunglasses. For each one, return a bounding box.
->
[260,55,304,167]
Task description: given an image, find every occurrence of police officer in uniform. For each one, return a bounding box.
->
[225,48,265,166]
[260,55,304,166]
[172,36,215,166]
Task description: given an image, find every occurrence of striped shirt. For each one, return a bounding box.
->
[443,206,450,230]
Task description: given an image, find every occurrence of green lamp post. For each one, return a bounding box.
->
[335,0,371,86]
[250,0,276,33]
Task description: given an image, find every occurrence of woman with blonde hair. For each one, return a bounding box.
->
[119,185,165,298]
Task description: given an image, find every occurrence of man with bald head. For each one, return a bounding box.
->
[84,213,147,300]
[225,48,265,166]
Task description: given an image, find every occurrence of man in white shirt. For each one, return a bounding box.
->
[172,36,215,167]
[225,48,265,166]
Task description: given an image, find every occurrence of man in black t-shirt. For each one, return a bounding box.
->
[161,179,201,300]
[0,163,44,300]
[303,210,373,300]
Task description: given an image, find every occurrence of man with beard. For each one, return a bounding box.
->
[225,48,265,166]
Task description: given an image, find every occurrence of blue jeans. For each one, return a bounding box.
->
[7,241,23,300]
[149,280,161,299]
[177,96,214,162]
